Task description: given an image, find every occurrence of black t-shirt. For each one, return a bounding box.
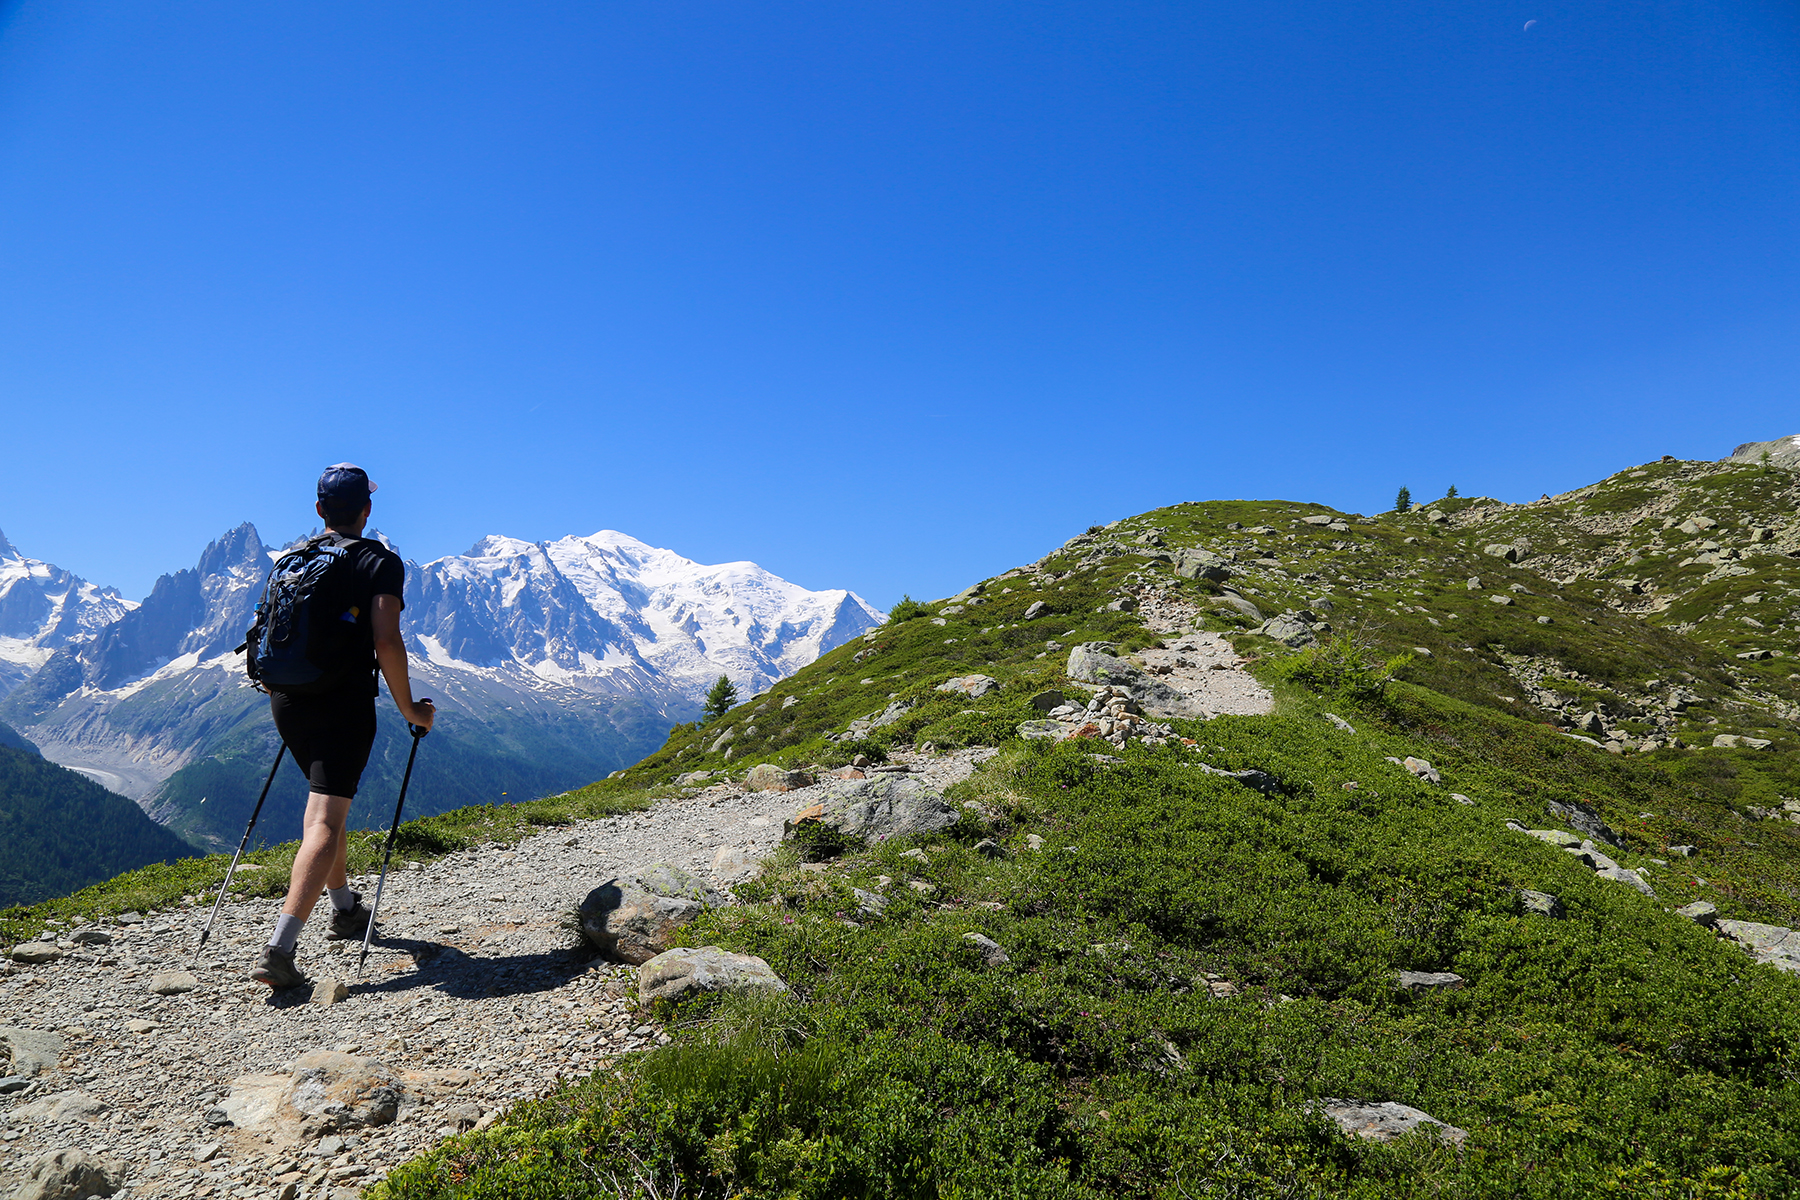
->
[312,533,405,695]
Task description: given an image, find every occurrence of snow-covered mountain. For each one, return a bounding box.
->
[0,529,136,695]
[0,522,882,846]
[407,530,884,704]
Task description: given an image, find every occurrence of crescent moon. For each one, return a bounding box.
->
[1523,19,1537,30]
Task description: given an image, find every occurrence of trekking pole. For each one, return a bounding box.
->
[192,741,287,965]
[358,705,431,976]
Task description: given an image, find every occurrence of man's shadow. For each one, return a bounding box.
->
[261,934,606,1006]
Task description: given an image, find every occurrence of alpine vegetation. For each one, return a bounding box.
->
[3,440,1800,1199]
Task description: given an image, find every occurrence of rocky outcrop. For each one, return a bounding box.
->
[784,775,961,845]
[1316,1100,1469,1146]
[936,674,1001,699]
[1065,644,1206,719]
[7,1148,126,1200]
[637,946,789,1005]
[578,864,724,964]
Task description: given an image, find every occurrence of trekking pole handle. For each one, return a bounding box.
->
[409,698,432,739]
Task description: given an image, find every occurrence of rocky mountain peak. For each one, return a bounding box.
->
[1727,434,1800,469]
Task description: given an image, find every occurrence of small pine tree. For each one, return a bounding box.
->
[1445,484,1458,499]
[702,674,738,724]
[1394,486,1412,512]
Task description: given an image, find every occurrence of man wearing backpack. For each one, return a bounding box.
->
[251,463,435,989]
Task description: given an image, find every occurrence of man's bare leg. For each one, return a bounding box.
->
[282,791,351,923]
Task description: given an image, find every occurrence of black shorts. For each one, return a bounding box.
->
[270,684,378,798]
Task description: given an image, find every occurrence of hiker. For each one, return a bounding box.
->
[251,464,435,988]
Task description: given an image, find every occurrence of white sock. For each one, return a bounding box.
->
[327,885,356,912]
[268,913,303,954]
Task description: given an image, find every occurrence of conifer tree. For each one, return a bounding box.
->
[702,674,738,724]
[1394,486,1412,512]
[1445,484,1458,499]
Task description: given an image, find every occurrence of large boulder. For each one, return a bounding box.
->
[1173,548,1232,582]
[8,1148,126,1200]
[10,1091,108,1123]
[579,864,724,964]
[0,1027,64,1078]
[1256,614,1317,647]
[1316,1100,1469,1146]
[1065,644,1205,719]
[1717,919,1800,973]
[216,1051,406,1144]
[744,764,813,792]
[785,775,960,845]
[937,674,1001,699]
[1545,798,1622,848]
[638,946,789,1005]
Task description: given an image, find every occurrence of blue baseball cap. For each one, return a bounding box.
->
[318,463,378,504]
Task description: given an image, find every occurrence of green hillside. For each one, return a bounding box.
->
[7,452,1799,1197]
[375,453,1800,1199]
[0,720,200,907]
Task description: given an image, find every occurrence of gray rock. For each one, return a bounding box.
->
[868,699,914,729]
[69,930,112,947]
[8,1148,126,1200]
[1675,901,1719,927]
[744,764,813,792]
[708,728,736,753]
[282,1051,403,1138]
[937,674,1002,699]
[148,971,199,996]
[674,770,716,786]
[1519,890,1563,918]
[1301,514,1335,526]
[1065,644,1205,718]
[1028,690,1066,713]
[1101,596,1138,612]
[1215,591,1263,622]
[1317,1099,1469,1146]
[1564,841,1621,873]
[638,946,789,1005]
[10,942,61,965]
[1716,919,1800,972]
[1256,614,1316,647]
[311,979,350,1005]
[850,888,887,919]
[1727,435,1800,469]
[785,775,961,845]
[1174,548,1232,582]
[1546,799,1623,848]
[0,1027,64,1077]
[1323,713,1355,733]
[1712,734,1774,750]
[1022,600,1047,620]
[0,1075,27,1093]
[579,864,724,965]
[11,1091,108,1122]
[1017,719,1066,741]
[1596,865,1656,897]
[1401,757,1441,784]
[1483,543,1524,562]
[1395,970,1464,993]
[1670,844,1697,857]
[1025,834,1045,851]
[964,933,1010,966]
[1522,828,1582,847]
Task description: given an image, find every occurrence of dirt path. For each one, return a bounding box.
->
[0,749,995,1199]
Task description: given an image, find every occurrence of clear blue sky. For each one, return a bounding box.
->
[2,1,1796,607]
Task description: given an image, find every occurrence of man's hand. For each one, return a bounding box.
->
[406,697,436,732]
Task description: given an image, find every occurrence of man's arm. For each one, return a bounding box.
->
[373,594,434,730]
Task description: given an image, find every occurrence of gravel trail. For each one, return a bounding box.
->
[0,748,995,1199]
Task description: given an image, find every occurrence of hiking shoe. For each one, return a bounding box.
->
[326,895,372,941]
[251,945,309,989]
